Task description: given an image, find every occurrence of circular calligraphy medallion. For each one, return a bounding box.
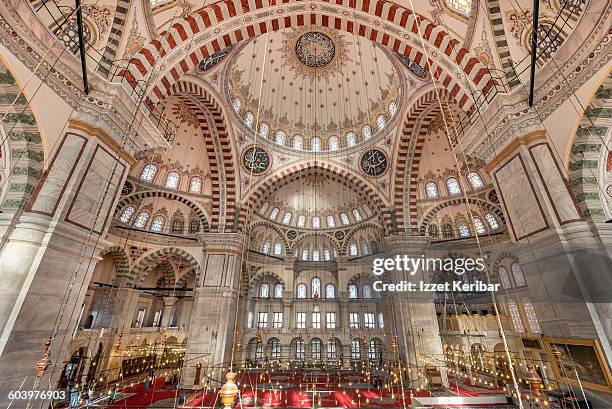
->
[242,146,271,174]
[360,149,388,177]
[295,32,336,68]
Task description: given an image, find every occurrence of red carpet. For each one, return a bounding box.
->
[108,377,179,408]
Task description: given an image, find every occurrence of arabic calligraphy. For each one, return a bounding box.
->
[360,149,388,177]
[243,146,270,174]
[198,46,234,72]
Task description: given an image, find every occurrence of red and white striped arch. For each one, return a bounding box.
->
[164,80,238,231]
[239,160,393,233]
[123,0,497,115]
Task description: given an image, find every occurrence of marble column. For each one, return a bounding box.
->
[182,233,244,388]
[0,120,133,403]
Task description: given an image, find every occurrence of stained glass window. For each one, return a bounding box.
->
[328,136,339,151]
[273,242,282,256]
[189,219,200,234]
[262,241,271,254]
[292,134,303,149]
[275,130,286,145]
[340,212,350,225]
[349,243,358,256]
[362,284,373,298]
[425,181,439,199]
[302,249,309,260]
[457,223,470,237]
[312,250,320,262]
[447,178,461,195]
[509,303,524,333]
[259,122,269,138]
[232,97,241,111]
[362,125,372,140]
[389,101,397,116]
[473,217,486,235]
[524,303,540,332]
[429,224,438,237]
[259,283,270,298]
[346,132,356,146]
[119,206,135,223]
[325,284,335,298]
[326,215,336,228]
[274,283,283,298]
[282,212,292,225]
[311,137,321,152]
[324,249,331,261]
[133,211,149,229]
[296,283,307,298]
[312,277,321,297]
[445,0,471,16]
[512,264,526,287]
[349,283,358,299]
[189,176,202,193]
[260,202,270,214]
[171,219,183,234]
[150,216,165,232]
[165,171,180,189]
[363,204,372,217]
[297,214,306,228]
[244,111,255,127]
[376,115,386,129]
[485,213,499,230]
[442,223,453,238]
[140,164,158,182]
[499,267,511,289]
[361,242,370,255]
[312,216,320,228]
[467,171,484,189]
[352,208,362,222]
[269,208,280,221]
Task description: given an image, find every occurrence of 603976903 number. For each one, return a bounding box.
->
[8,390,66,400]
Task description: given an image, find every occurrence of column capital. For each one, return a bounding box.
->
[202,233,246,255]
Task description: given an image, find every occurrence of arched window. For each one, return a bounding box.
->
[282,212,292,225]
[274,283,284,298]
[302,249,309,260]
[473,217,486,235]
[260,202,270,214]
[369,340,381,359]
[326,215,336,228]
[467,171,484,189]
[275,130,286,146]
[232,97,241,111]
[363,204,372,217]
[312,216,320,229]
[133,211,150,229]
[325,284,335,298]
[273,242,282,256]
[259,283,270,298]
[324,249,332,261]
[269,338,281,359]
[362,125,372,140]
[312,250,320,262]
[376,114,386,129]
[296,283,307,299]
[349,243,358,256]
[171,219,184,234]
[346,131,356,146]
[244,111,255,127]
[327,339,338,359]
[509,303,524,333]
[295,340,305,360]
[189,219,200,234]
[361,242,370,256]
[352,208,362,222]
[269,208,280,221]
[119,206,136,223]
[328,136,339,151]
[311,339,322,360]
[499,267,511,289]
[524,303,540,332]
[485,213,499,230]
[445,0,471,16]
[311,137,321,152]
[255,343,264,360]
[362,284,373,298]
[259,122,270,138]
[511,264,526,287]
[425,181,439,199]
[457,223,470,238]
[348,284,358,299]
[442,223,453,238]
[388,101,397,115]
[297,214,306,228]
[429,224,438,237]
[292,134,303,150]
[150,216,165,233]
[351,339,361,359]
[446,178,461,196]
[165,171,180,189]
[189,176,203,193]
[140,164,158,182]
[311,277,321,298]
[340,212,350,225]
[262,241,271,254]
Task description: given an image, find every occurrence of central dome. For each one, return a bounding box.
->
[226,28,403,152]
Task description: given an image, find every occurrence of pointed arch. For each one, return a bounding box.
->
[130,247,199,287]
